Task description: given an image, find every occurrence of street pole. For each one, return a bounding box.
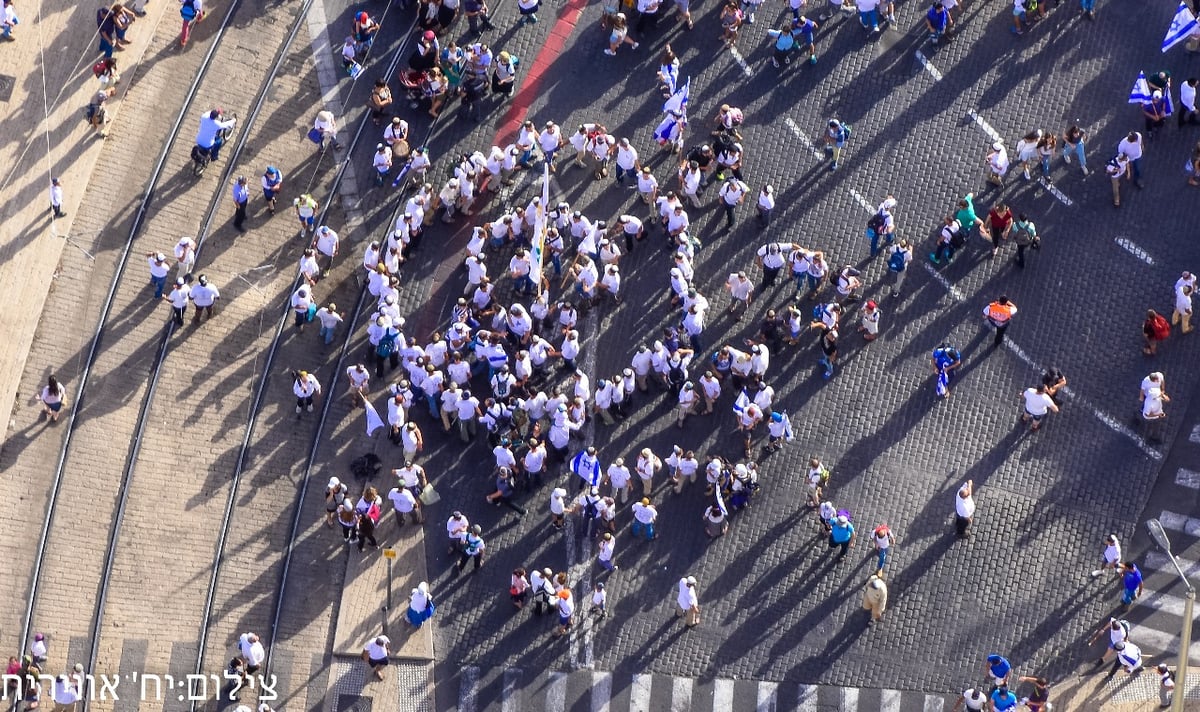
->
[1172,588,1193,712]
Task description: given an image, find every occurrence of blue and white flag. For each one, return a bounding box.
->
[935,367,949,398]
[1163,1,1198,52]
[1165,89,1176,116]
[1129,71,1153,104]
[653,113,685,145]
[660,62,679,95]
[732,388,750,415]
[781,411,794,441]
[663,77,690,115]
[715,482,728,517]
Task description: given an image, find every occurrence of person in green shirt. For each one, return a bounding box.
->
[954,192,987,240]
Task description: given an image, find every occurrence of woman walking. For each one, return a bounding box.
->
[603,13,637,55]
[406,582,435,627]
[40,375,66,422]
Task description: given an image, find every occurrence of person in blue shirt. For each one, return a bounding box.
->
[986,654,1012,689]
[989,684,1018,711]
[195,109,236,162]
[925,2,951,45]
[1121,562,1143,606]
[931,343,962,398]
[231,176,249,232]
[827,514,855,558]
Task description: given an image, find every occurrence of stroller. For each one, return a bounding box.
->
[398,69,436,108]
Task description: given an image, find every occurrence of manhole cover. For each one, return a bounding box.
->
[0,74,14,102]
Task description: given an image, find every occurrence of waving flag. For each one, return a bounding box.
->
[365,399,385,435]
[653,112,686,146]
[663,77,690,115]
[935,367,949,398]
[732,389,750,415]
[529,163,551,295]
[660,62,679,95]
[1165,89,1176,116]
[715,482,728,517]
[1129,71,1153,104]
[1163,1,1198,52]
[780,411,794,441]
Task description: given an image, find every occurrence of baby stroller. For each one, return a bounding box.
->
[398,69,434,108]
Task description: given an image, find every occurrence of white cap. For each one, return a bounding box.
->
[327,476,341,489]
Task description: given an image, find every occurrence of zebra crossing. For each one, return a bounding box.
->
[1124,423,1200,665]
[458,666,953,712]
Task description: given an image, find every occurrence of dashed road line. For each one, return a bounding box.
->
[1190,424,1200,444]
[914,50,942,81]
[1159,509,1200,537]
[968,109,1004,144]
[784,117,824,160]
[728,46,755,77]
[1115,237,1155,265]
[1175,468,1200,489]
[848,188,876,214]
[1037,177,1074,206]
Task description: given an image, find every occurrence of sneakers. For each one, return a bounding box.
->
[809,54,817,64]
[295,405,302,414]
[1063,153,1071,164]
[1089,569,1105,578]
[1081,166,1090,176]
[631,41,639,49]
[604,48,616,55]
[307,404,314,412]
[829,162,838,171]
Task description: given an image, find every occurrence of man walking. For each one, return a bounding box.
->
[189,274,220,323]
[1120,561,1143,608]
[231,176,249,231]
[861,574,887,623]
[1020,384,1059,432]
[49,178,65,218]
[983,296,1017,346]
[954,480,974,537]
[676,576,700,627]
[164,277,190,326]
[1090,534,1122,578]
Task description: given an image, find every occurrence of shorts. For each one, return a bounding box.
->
[610,29,625,43]
[1024,409,1046,422]
[369,656,389,667]
[263,188,278,200]
[519,2,538,14]
[46,401,62,412]
[558,613,572,626]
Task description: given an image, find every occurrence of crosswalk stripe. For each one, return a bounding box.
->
[798,684,818,712]
[1160,510,1200,538]
[592,672,612,712]
[924,694,945,712]
[881,689,902,711]
[501,668,522,712]
[1175,469,1200,489]
[1128,626,1200,662]
[545,672,567,712]
[671,677,693,712]
[756,681,778,711]
[459,666,479,712]
[1190,425,1200,444]
[1145,550,1200,578]
[629,673,652,712]
[843,687,859,708]
[714,679,735,710]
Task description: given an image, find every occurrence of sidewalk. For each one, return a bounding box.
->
[1051,665,1200,710]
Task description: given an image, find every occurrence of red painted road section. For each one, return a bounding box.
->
[412,0,590,338]
[491,0,591,146]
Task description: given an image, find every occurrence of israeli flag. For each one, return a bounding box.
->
[732,388,750,415]
[1165,89,1176,116]
[935,367,949,398]
[781,411,794,441]
[1163,1,1198,52]
[1129,71,1153,104]
[663,77,690,115]
[653,112,685,145]
[715,482,728,517]
[661,62,679,95]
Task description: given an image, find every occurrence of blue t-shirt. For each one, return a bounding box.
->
[990,690,1018,711]
[830,521,854,544]
[933,347,959,371]
[1123,567,1143,592]
[988,656,1011,680]
[927,6,947,30]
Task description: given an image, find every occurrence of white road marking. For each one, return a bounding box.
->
[881,689,902,711]
[843,688,860,709]
[502,668,523,712]
[1037,177,1074,206]
[459,666,479,712]
[921,266,1161,461]
[729,46,755,77]
[756,681,778,711]
[714,679,735,710]
[968,109,1004,144]
[784,117,825,159]
[1176,469,1200,489]
[798,684,819,712]
[545,672,567,712]
[591,672,612,712]
[1159,510,1200,538]
[1145,550,1200,578]
[671,677,693,712]
[1129,627,1200,663]
[629,674,653,712]
[924,695,946,712]
[849,188,876,214]
[914,50,943,81]
[1115,237,1154,264]
[1191,424,1200,444]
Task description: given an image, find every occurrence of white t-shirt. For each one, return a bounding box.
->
[364,637,390,660]
[1184,82,1197,111]
[1104,540,1122,566]
[955,492,975,518]
[1023,388,1054,416]
[1118,135,1144,161]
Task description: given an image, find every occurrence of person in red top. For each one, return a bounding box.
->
[1143,309,1171,355]
[986,203,1014,259]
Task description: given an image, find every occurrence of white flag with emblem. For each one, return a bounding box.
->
[1163,1,1198,52]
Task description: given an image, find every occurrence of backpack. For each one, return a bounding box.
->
[92,60,108,78]
[376,332,397,357]
[366,502,381,523]
[887,248,906,272]
[866,212,886,236]
[180,0,197,21]
[949,226,966,249]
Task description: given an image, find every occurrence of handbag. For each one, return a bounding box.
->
[419,483,440,505]
[306,127,323,144]
[306,302,317,322]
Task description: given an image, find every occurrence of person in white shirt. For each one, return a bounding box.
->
[636,167,659,210]
[1020,384,1059,431]
[313,110,341,151]
[372,143,392,184]
[986,141,1010,186]
[596,532,617,571]
[725,271,754,319]
[1117,131,1144,187]
[313,225,339,275]
[538,121,565,170]
[238,632,266,673]
[164,277,191,326]
[51,673,81,712]
[1181,78,1198,126]
[676,576,700,626]
[174,236,197,278]
[1173,284,1193,334]
[606,457,632,502]
[1142,386,1168,421]
[189,274,220,324]
[1113,641,1143,673]
[954,480,974,537]
[293,370,321,414]
[613,137,640,185]
[388,483,423,525]
[362,635,391,679]
[1090,534,1122,578]
[316,302,343,345]
[631,497,657,539]
[718,177,749,228]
